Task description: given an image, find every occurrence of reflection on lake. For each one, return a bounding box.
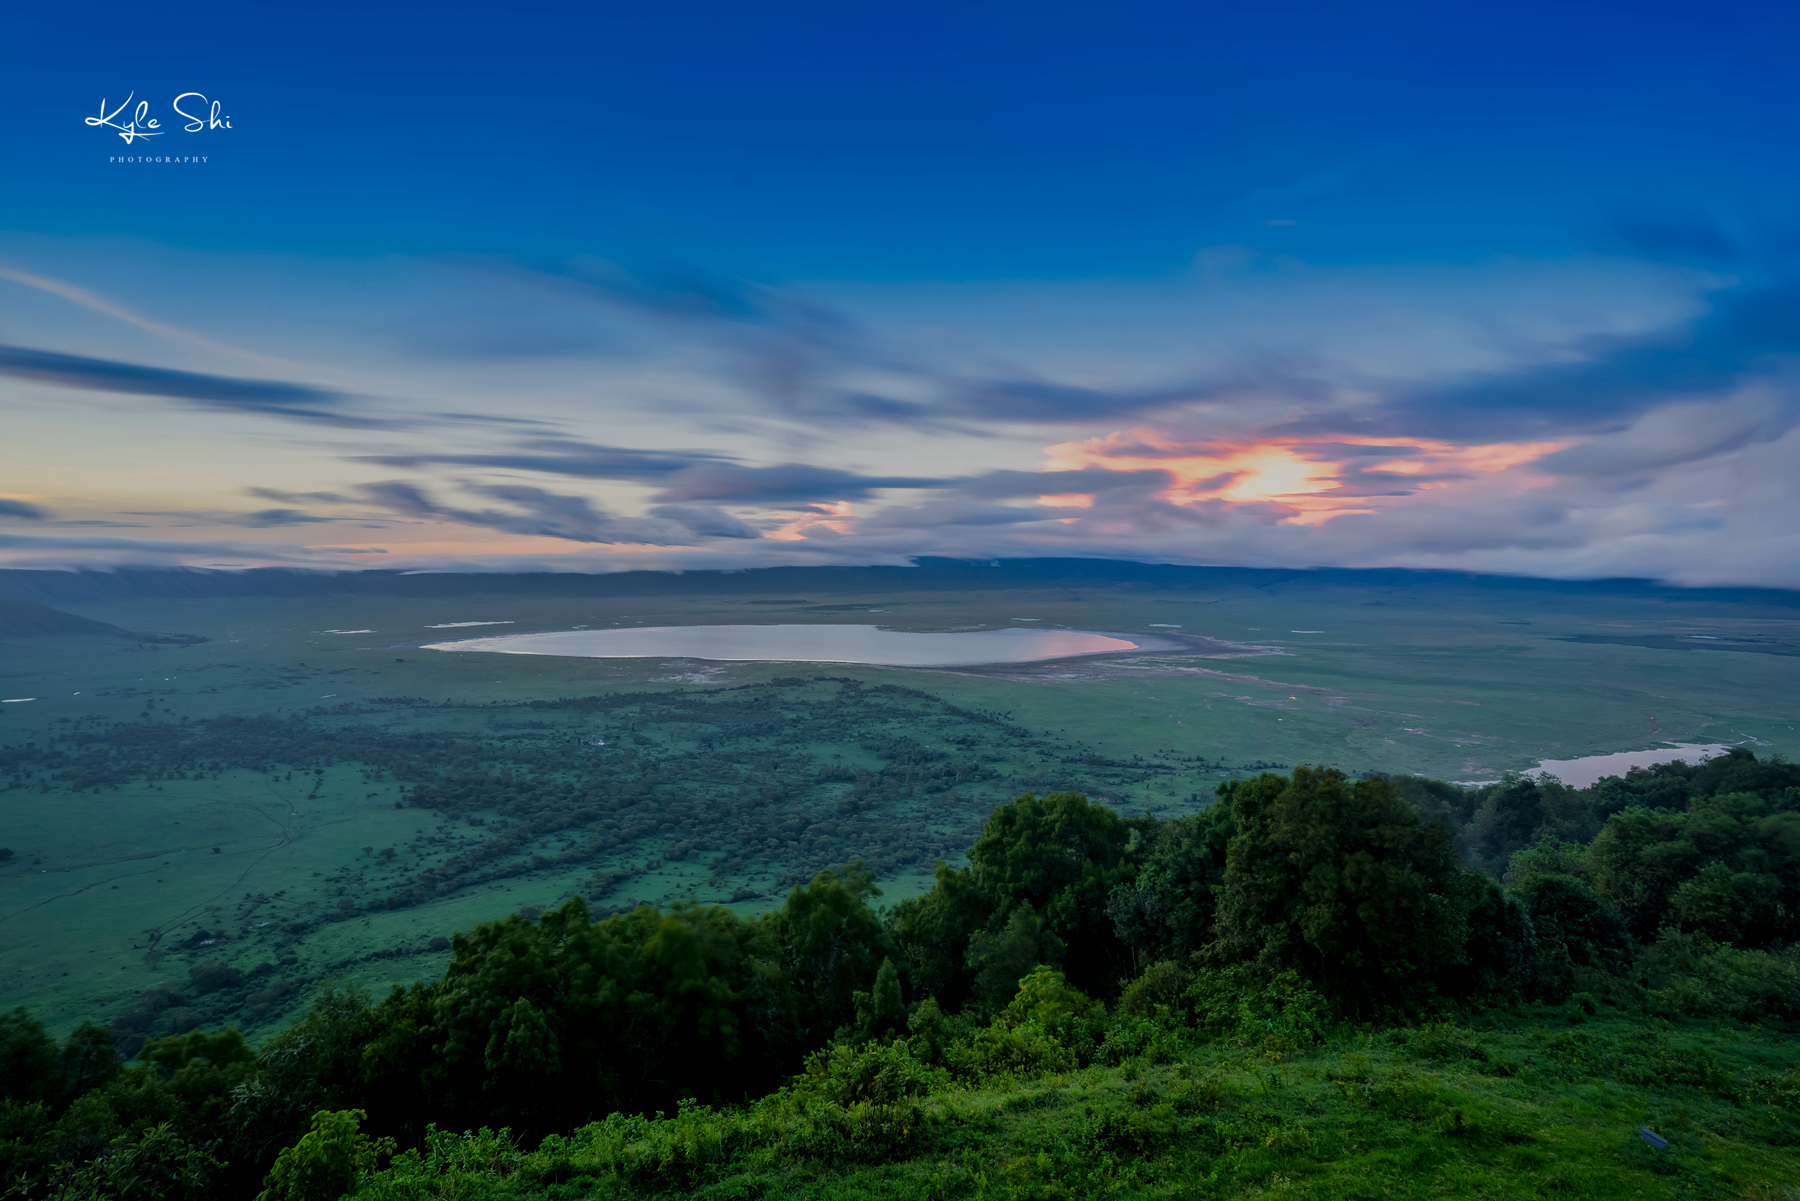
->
[1534,743,1736,788]
[422,624,1140,666]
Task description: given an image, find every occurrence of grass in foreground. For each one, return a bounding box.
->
[334,1007,1800,1201]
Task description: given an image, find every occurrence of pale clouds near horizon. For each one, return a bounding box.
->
[1,234,1796,589]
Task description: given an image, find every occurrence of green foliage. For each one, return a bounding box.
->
[957,969,1106,1080]
[51,1122,222,1201]
[1181,965,1330,1048]
[136,1028,257,1131]
[1460,773,1589,874]
[894,790,1137,1015]
[1581,755,1800,947]
[0,1008,65,1107]
[1213,767,1472,1015]
[1637,931,1800,1022]
[1117,959,1189,1016]
[426,897,761,1132]
[337,1006,1800,1201]
[849,957,906,1044]
[1512,873,1631,1000]
[966,904,1051,1011]
[58,1024,120,1100]
[759,863,892,1042]
[1105,803,1234,969]
[9,753,1800,1201]
[889,857,989,1006]
[968,792,1137,996]
[257,1110,395,1201]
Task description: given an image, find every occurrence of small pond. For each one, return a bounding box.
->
[422,624,1140,667]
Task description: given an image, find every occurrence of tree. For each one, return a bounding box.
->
[759,864,892,1042]
[428,896,759,1133]
[850,957,906,1043]
[970,792,1137,996]
[0,1008,63,1106]
[966,905,1049,1011]
[1107,804,1233,969]
[891,859,990,1008]
[59,1023,120,1100]
[1214,767,1470,1016]
[1587,789,1800,946]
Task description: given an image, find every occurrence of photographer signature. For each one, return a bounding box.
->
[86,92,231,143]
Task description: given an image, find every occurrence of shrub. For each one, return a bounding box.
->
[257,1109,395,1201]
[1118,960,1189,1017]
[53,1122,222,1201]
[1638,932,1800,1023]
[1182,965,1329,1047]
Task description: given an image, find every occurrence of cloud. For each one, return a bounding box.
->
[358,438,728,480]
[247,487,351,504]
[861,502,1073,530]
[353,480,757,546]
[646,463,945,507]
[953,466,1175,500]
[0,531,323,564]
[12,233,1800,588]
[0,499,48,520]
[360,437,945,508]
[1323,276,1800,443]
[470,258,1246,429]
[0,344,378,427]
[643,505,762,538]
[237,508,337,526]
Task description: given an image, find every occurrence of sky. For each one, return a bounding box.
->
[4,0,1800,587]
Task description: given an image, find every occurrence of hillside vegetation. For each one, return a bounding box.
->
[2,750,1797,1199]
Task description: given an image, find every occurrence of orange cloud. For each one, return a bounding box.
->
[768,500,856,541]
[1043,429,1568,525]
[1035,493,1095,508]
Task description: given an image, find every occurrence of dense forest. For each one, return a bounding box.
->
[2,748,1798,1198]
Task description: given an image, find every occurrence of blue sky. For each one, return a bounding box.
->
[4,0,1799,585]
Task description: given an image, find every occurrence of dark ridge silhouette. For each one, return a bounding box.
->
[0,597,207,644]
[0,558,1797,607]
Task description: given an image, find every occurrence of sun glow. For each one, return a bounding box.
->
[1043,430,1568,524]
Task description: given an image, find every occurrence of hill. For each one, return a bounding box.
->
[0,598,132,639]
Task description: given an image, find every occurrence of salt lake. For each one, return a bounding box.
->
[422,624,1142,667]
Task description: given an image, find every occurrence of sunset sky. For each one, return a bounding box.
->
[4,0,1799,586]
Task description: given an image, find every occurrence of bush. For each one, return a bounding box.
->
[1118,960,1189,1017]
[1182,966,1329,1048]
[954,970,1100,1078]
[53,1122,222,1201]
[257,1110,395,1201]
[1638,932,1800,1023]
[957,1019,1076,1079]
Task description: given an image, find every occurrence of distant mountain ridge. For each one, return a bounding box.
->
[0,598,132,638]
[0,558,1796,607]
[0,597,206,643]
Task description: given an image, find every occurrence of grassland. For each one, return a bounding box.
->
[2,565,1797,1044]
